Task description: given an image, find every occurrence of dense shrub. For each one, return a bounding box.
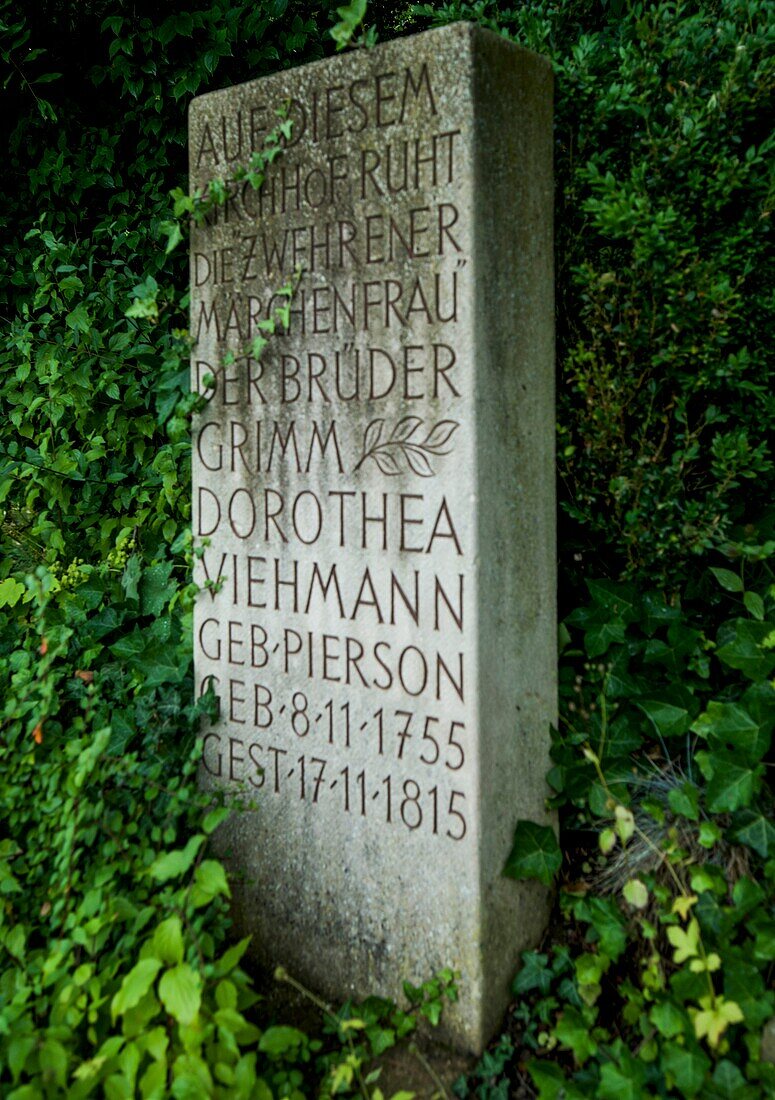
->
[1,0,772,1096]
[421,0,774,589]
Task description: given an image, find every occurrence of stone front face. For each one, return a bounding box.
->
[189,23,555,1052]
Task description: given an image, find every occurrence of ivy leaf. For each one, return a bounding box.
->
[140,561,175,616]
[504,820,561,886]
[705,757,758,813]
[693,996,743,1048]
[708,1060,754,1099]
[598,1059,645,1100]
[668,782,700,820]
[158,963,202,1026]
[584,618,626,658]
[528,1061,585,1098]
[716,619,775,682]
[136,646,186,688]
[512,952,552,996]
[650,1001,687,1039]
[0,578,25,608]
[121,554,142,601]
[692,701,770,763]
[730,809,775,857]
[554,1006,598,1064]
[667,919,700,964]
[109,629,148,661]
[578,896,628,959]
[638,697,692,737]
[637,690,690,734]
[661,1042,709,1096]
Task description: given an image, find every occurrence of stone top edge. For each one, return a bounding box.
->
[187,21,550,118]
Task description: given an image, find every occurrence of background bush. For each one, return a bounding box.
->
[1,0,772,1096]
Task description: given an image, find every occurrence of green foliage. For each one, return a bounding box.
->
[2,0,773,1095]
[416,0,774,585]
[408,2,774,1088]
[465,564,775,1096]
[504,822,561,887]
[0,1,450,1095]
[330,0,377,51]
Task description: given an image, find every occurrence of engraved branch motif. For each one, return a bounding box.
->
[353,417,460,478]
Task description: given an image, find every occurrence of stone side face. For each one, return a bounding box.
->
[188,23,555,1053]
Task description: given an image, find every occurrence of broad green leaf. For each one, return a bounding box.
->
[189,859,230,907]
[150,835,205,882]
[214,936,251,976]
[40,1039,68,1088]
[708,1060,756,1099]
[578,896,628,959]
[554,1006,598,1064]
[202,805,230,834]
[139,1060,167,1097]
[65,302,91,333]
[662,1042,709,1096]
[668,781,699,820]
[638,697,692,737]
[693,996,743,1048]
[140,561,176,615]
[112,958,162,1019]
[622,879,648,908]
[709,568,743,593]
[158,963,201,1026]
[598,1058,645,1100]
[528,1060,586,1099]
[705,759,758,813]
[7,1035,35,1082]
[151,916,184,965]
[504,820,561,886]
[650,1001,686,1039]
[136,646,186,688]
[716,619,775,682]
[585,618,626,658]
[667,920,700,964]
[692,701,770,763]
[121,555,142,601]
[731,810,775,857]
[258,1026,307,1056]
[743,590,765,620]
[0,578,25,608]
[513,952,552,996]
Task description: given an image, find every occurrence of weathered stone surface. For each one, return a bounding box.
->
[189,22,555,1053]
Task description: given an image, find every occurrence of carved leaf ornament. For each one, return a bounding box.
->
[354,416,459,478]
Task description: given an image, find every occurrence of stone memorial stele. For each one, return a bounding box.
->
[189,22,555,1053]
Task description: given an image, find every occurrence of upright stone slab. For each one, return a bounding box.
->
[189,23,555,1053]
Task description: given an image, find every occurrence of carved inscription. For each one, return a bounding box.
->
[188,26,556,1052]
[191,58,472,846]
